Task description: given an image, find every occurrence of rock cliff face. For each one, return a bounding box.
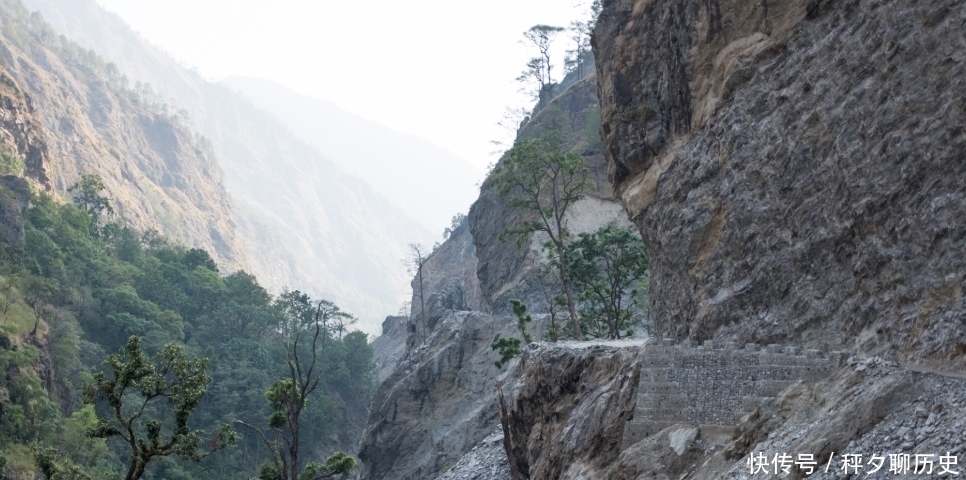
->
[360,67,638,479]
[0,69,49,189]
[371,315,408,383]
[469,75,633,315]
[357,309,548,480]
[594,0,966,363]
[505,342,644,479]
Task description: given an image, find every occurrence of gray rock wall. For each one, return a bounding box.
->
[371,316,408,382]
[358,310,548,480]
[499,340,843,479]
[594,0,966,363]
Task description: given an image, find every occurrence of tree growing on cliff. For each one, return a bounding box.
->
[490,130,591,339]
[442,213,467,239]
[564,21,591,79]
[564,225,649,339]
[236,301,356,480]
[491,299,535,369]
[405,243,430,345]
[518,25,564,101]
[83,336,236,480]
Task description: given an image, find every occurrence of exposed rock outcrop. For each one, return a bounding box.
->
[450,341,962,479]
[599,361,966,479]
[0,69,50,189]
[594,0,966,363]
[371,0,966,477]
[371,315,408,383]
[505,341,644,479]
[409,217,482,331]
[358,310,547,480]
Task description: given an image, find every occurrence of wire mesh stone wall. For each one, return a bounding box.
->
[621,339,846,448]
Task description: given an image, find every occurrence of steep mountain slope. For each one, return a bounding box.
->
[221,76,483,233]
[195,82,433,327]
[0,0,245,268]
[21,0,435,330]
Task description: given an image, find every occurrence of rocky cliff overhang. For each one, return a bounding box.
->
[594,0,966,363]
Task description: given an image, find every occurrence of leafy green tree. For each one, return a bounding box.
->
[490,299,535,369]
[33,444,92,480]
[0,183,374,480]
[490,130,591,339]
[237,301,356,480]
[0,339,59,442]
[67,174,113,226]
[84,336,235,480]
[564,225,649,339]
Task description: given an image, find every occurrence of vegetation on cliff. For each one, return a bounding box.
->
[484,11,650,351]
[0,178,374,479]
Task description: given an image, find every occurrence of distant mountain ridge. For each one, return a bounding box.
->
[19,0,437,333]
[221,77,483,233]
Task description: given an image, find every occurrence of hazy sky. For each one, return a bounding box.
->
[95,0,592,171]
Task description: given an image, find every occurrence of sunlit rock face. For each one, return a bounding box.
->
[595,0,966,363]
[0,69,51,190]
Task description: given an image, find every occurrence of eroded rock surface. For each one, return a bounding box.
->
[505,341,645,479]
[358,310,547,480]
[594,0,966,363]
[0,69,50,189]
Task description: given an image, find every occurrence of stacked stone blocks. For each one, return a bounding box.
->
[621,339,845,448]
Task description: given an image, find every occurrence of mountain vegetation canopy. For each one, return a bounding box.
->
[0,177,374,479]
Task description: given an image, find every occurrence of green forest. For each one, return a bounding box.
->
[0,176,374,479]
